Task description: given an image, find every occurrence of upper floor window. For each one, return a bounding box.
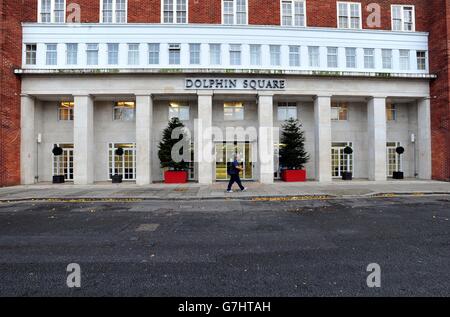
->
[114,101,135,121]
[386,104,397,121]
[338,2,361,29]
[270,45,281,66]
[250,44,262,66]
[210,44,222,65]
[416,51,427,70]
[163,0,187,24]
[39,0,65,23]
[223,0,247,25]
[101,0,127,23]
[289,46,300,67]
[308,46,319,67]
[107,43,119,65]
[46,44,57,65]
[331,103,348,121]
[327,47,338,68]
[86,44,99,65]
[364,48,375,69]
[281,0,306,27]
[189,44,201,65]
[224,102,244,121]
[399,49,410,70]
[128,44,139,65]
[392,5,415,31]
[169,43,181,65]
[229,44,242,65]
[382,49,393,69]
[58,102,74,121]
[25,44,37,65]
[66,43,78,65]
[345,47,356,68]
[278,102,297,121]
[148,43,160,64]
[169,102,190,121]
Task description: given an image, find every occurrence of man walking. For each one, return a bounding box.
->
[227,154,247,193]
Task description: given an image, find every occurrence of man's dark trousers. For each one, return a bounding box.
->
[227,174,244,191]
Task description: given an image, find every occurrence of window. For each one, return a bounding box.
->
[270,45,281,66]
[189,44,201,65]
[148,43,160,64]
[392,5,415,31]
[338,2,361,29]
[128,43,139,65]
[331,142,353,177]
[86,44,99,65]
[400,49,410,70]
[46,44,57,65]
[113,101,135,121]
[250,45,261,66]
[382,49,392,69]
[109,143,136,180]
[210,44,221,65]
[169,102,190,121]
[26,44,37,65]
[58,102,74,121]
[289,46,300,67]
[345,47,356,68]
[101,0,127,23]
[229,44,241,65]
[224,102,244,120]
[66,43,78,65]
[327,47,338,68]
[386,104,397,121]
[39,0,65,23]
[281,0,306,27]
[108,43,119,65]
[308,46,319,67]
[169,44,181,65]
[278,102,297,121]
[53,144,74,181]
[416,51,427,70]
[163,0,187,23]
[364,48,374,69]
[223,0,247,25]
[331,103,348,121]
[386,142,401,177]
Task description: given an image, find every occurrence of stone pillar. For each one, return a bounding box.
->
[417,98,432,179]
[195,91,214,184]
[20,94,36,185]
[135,95,153,185]
[367,97,387,181]
[314,95,332,182]
[73,95,94,185]
[258,93,274,184]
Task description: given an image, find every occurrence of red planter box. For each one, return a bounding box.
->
[281,169,307,182]
[164,171,188,184]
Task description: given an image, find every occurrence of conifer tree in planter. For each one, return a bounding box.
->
[279,118,310,182]
[158,118,190,184]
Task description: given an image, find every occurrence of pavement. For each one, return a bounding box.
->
[0,179,449,201]
[0,195,449,296]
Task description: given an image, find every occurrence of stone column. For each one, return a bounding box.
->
[258,93,274,184]
[73,95,94,185]
[20,94,36,185]
[314,95,332,182]
[195,91,214,184]
[135,95,153,186]
[417,98,432,179]
[367,97,387,181]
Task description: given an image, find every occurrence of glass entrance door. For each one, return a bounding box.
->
[331,142,353,178]
[215,142,253,180]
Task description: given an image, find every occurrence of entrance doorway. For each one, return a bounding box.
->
[52,144,74,181]
[331,142,353,178]
[215,142,254,181]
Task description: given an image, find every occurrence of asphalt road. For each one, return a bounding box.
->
[0,196,449,297]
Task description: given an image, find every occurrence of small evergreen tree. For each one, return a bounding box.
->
[158,118,190,171]
[279,118,310,170]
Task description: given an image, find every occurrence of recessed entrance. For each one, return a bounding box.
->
[215,142,254,181]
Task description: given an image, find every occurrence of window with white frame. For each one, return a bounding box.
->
[399,49,410,70]
[364,48,375,69]
[382,49,393,69]
[66,43,78,65]
[270,45,281,66]
[46,44,57,65]
[386,142,401,177]
[278,102,297,121]
[108,43,119,65]
[210,44,221,65]
[331,102,348,121]
[223,0,247,25]
[169,43,181,65]
[327,47,338,68]
[345,47,356,68]
[169,102,190,121]
[128,43,139,65]
[224,102,244,121]
[289,45,300,67]
[38,0,65,23]
[26,44,37,65]
[386,103,397,121]
[109,143,136,180]
[331,142,353,177]
[229,44,242,65]
[416,51,427,70]
[392,5,415,31]
[250,45,261,66]
[58,101,74,121]
[163,0,187,23]
[113,101,135,121]
[148,43,160,64]
[338,2,361,29]
[308,46,319,67]
[189,44,201,65]
[86,44,99,65]
[281,0,306,27]
[101,0,127,23]
[53,143,74,180]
